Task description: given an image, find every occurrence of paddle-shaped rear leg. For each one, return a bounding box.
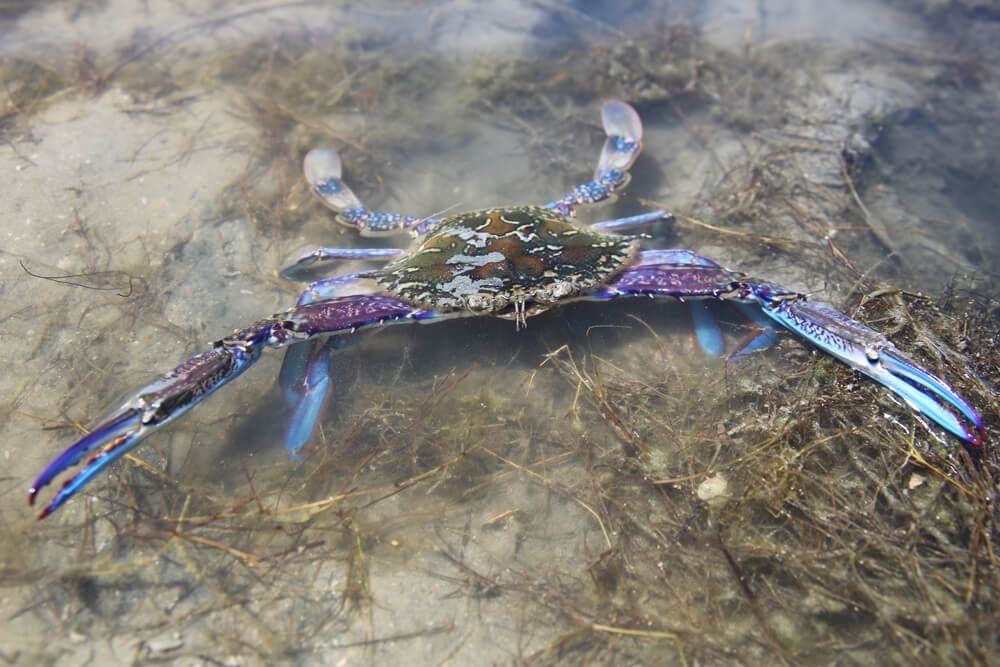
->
[545,101,644,217]
[304,147,439,236]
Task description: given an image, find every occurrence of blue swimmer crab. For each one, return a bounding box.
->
[30,101,985,518]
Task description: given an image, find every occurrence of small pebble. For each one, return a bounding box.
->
[147,635,184,653]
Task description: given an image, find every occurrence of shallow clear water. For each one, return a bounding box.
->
[1,1,997,664]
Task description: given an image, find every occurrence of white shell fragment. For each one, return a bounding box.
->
[696,474,730,503]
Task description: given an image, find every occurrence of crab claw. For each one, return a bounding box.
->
[29,407,143,517]
[29,343,263,519]
[746,285,985,447]
[597,100,643,176]
[31,295,431,518]
[304,146,364,212]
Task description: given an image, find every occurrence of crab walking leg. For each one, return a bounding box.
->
[30,295,447,518]
[304,147,439,236]
[280,248,406,280]
[279,338,354,459]
[281,273,371,407]
[293,272,385,307]
[545,101,644,217]
[690,301,725,357]
[729,303,783,358]
[279,273,382,454]
[630,249,730,357]
[741,286,985,446]
[603,249,768,358]
[590,209,674,233]
[595,254,985,447]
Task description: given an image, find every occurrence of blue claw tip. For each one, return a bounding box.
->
[879,348,985,447]
[690,301,724,357]
[29,408,141,508]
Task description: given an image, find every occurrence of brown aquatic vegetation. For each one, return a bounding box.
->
[3,13,997,667]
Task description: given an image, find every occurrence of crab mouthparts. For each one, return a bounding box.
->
[464,280,581,330]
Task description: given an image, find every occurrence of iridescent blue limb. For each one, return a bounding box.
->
[545,101,644,217]
[281,339,330,459]
[592,251,739,355]
[544,173,629,217]
[613,252,769,357]
[729,302,783,359]
[741,285,985,447]
[279,341,313,407]
[690,301,725,357]
[282,276,372,456]
[594,251,738,300]
[284,274,377,426]
[304,147,439,237]
[337,209,440,237]
[590,210,674,233]
[30,295,451,518]
[29,344,265,518]
[590,259,984,446]
[280,248,405,280]
[284,345,331,459]
[281,332,369,457]
[294,272,383,306]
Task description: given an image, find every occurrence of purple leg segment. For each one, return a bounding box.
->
[592,254,984,448]
[30,294,448,518]
[597,251,739,299]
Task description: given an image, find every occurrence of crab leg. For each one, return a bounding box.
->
[304,147,438,236]
[545,100,644,217]
[730,303,783,358]
[280,247,406,280]
[690,301,725,357]
[595,251,985,447]
[279,273,381,454]
[742,286,985,447]
[30,295,447,518]
[279,339,345,459]
[590,209,674,233]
